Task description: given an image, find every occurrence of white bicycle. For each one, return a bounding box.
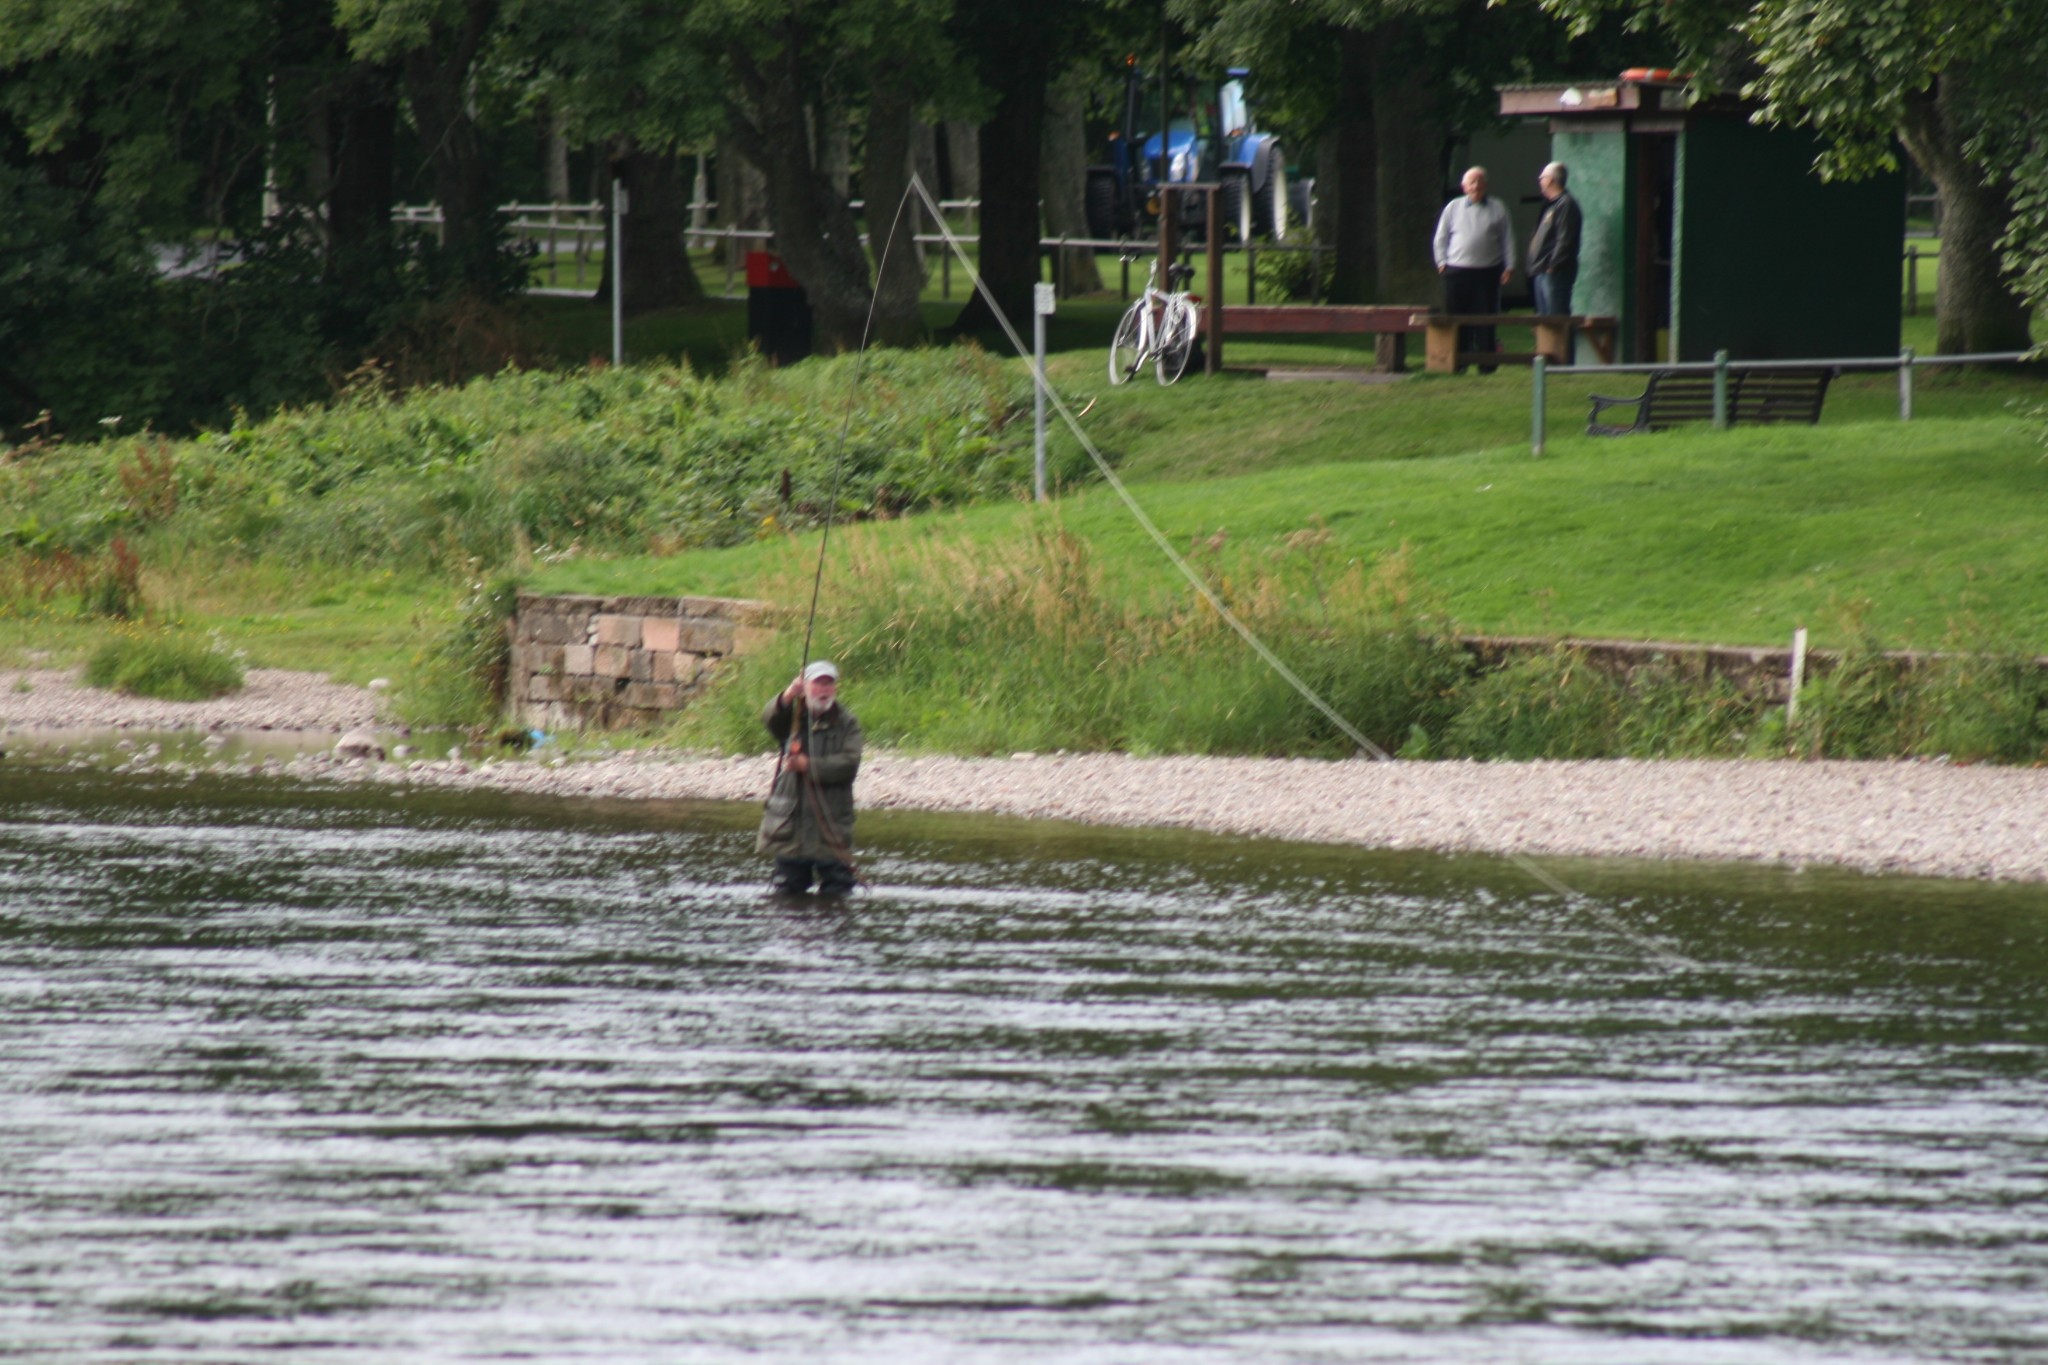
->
[1109,259,1200,386]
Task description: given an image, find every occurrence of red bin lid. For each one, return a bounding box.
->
[746,251,800,288]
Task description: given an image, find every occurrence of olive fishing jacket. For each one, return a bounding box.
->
[757,695,863,861]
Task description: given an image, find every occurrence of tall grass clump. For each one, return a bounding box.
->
[1770,619,2048,762]
[1434,648,1625,759]
[395,573,521,731]
[83,625,244,700]
[1432,648,1760,760]
[672,524,1466,758]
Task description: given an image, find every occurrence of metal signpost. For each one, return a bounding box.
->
[611,179,628,366]
[1033,281,1056,502]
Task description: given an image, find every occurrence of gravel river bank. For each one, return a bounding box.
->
[6,667,2046,883]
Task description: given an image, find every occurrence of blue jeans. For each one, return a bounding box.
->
[1532,273,1574,318]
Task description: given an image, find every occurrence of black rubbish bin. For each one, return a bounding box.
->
[746,251,812,365]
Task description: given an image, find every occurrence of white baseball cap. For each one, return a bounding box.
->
[803,660,840,682]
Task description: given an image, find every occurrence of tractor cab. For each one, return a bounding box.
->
[1087,63,1290,245]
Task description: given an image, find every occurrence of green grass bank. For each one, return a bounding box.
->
[5,309,2046,759]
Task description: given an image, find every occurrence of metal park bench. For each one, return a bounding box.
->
[1586,366,1837,436]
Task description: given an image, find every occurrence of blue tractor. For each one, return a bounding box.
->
[1085,63,1292,244]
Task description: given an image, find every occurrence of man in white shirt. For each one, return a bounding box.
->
[1432,166,1516,373]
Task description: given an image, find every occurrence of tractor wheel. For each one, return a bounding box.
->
[1217,172,1248,244]
[1253,148,1288,241]
[1085,169,1119,242]
[1288,177,1316,236]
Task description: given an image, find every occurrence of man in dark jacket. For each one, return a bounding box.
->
[1527,162,1583,318]
[759,660,863,896]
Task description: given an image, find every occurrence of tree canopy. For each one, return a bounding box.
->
[4,0,2037,436]
[1538,0,2041,351]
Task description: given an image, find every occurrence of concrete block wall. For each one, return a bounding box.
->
[511,593,773,731]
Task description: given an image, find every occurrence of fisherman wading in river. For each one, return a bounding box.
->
[759,660,863,896]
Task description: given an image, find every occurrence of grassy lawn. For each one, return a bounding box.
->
[7,243,2042,698]
[0,563,446,680]
[531,409,2048,651]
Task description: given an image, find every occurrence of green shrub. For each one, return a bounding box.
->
[395,573,521,731]
[1613,658,1757,757]
[1910,650,2048,762]
[1259,246,1334,302]
[1,347,1032,578]
[1438,648,1626,760]
[1779,633,1916,759]
[83,628,244,700]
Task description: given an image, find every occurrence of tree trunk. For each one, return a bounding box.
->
[1040,63,1103,296]
[944,120,981,201]
[715,131,767,282]
[953,58,1048,333]
[913,121,940,208]
[400,0,500,287]
[1327,27,1377,304]
[324,62,398,262]
[1370,18,1448,305]
[545,111,570,202]
[724,31,875,353]
[614,144,706,312]
[817,101,852,200]
[862,79,928,346]
[1898,81,2033,354]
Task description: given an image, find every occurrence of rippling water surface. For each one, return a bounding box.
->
[3,766,2046,1362]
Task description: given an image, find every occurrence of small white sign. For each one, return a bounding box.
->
[1033,283,1057,316]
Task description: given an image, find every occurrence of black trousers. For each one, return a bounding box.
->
[1442,265,1503,371]
[774,856,856,897]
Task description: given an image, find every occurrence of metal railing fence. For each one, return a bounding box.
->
[393,198,1943,309]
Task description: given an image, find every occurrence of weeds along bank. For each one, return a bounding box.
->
[0,348,1047,710]
[7,344,2048,762]
[655,526,2048,765]
[0,349,1041,579]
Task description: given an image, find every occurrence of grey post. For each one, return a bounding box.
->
[1033,282,1055,502]
[611,178,628,366]
[1899,346,1915,421]
[1712,349,1729,429]
[1531,355,1547,457]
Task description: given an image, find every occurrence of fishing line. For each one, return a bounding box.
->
[765,179,922,886]
[905,174,1704,973]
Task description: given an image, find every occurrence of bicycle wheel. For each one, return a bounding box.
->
[1155,297,1197,385]
[1109,300,1147,385]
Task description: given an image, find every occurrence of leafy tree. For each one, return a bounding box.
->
[683,0,955,352]
[336,0,509,286]
[946,0,1103,334]
[1184,0,1594,305]
[490,0,716,313]
[1537,0,2039,353]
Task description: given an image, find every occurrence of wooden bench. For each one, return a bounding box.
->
[1217,304,1428,373]
[1410,313,1619,373]
[1586,366,1837,436]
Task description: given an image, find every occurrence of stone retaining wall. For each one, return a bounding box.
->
[509,597,2037,734]
[511,593,773,732]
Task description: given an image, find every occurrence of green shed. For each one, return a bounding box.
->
[1499,77,1902,364]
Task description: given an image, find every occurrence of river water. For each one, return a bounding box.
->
[3,765,2045,1362]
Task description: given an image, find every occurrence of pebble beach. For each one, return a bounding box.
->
[7,667,2047,884]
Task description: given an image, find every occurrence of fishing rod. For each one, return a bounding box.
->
[763,181,923,889]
